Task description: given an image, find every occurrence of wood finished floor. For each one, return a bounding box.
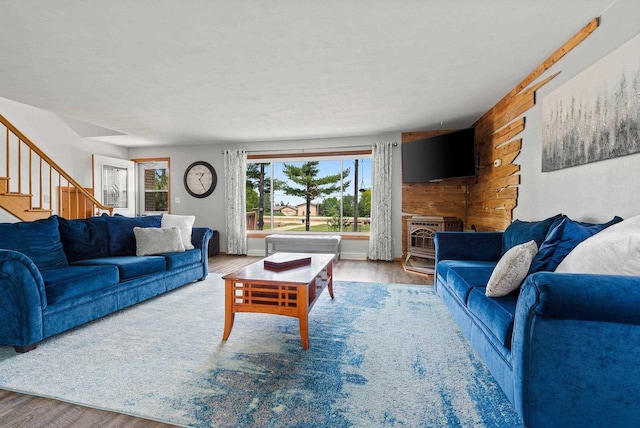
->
[0,255,431,427]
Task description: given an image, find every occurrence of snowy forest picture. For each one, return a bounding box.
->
[542,33,640,172]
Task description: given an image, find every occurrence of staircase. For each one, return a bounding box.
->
[0,177,53,221]
[0,114,113,221]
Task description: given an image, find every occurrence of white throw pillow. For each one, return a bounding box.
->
[161,214,195,250]
[134,227,186,256]
[486,240,538,297]
[556,214,640,275]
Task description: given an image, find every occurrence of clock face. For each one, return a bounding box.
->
[184,161,217,198]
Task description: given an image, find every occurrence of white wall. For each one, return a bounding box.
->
[515,0,640,223]
[0,96,129,222]
[130,133,403,259]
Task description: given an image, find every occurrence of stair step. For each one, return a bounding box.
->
[0,193,50,221]
[6,191,33,196]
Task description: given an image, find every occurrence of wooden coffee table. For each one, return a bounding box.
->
[222,253,334,349]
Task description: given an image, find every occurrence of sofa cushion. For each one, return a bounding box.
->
[557,214,640,275]
[162,248,201,270]
[438,260,496,305]
[486,240,538,297]
[0,216,68,270]
[105,215,162,256]
[73,256,166,280]
[161,214,195,250]
[134,227,185,256]
[467,287,518,350]
[530,216,623,273]
[41,265,120,304]
[502,214,562,255]
[57,215,110,263]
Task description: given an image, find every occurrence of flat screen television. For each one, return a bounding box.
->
[402,128,477,183]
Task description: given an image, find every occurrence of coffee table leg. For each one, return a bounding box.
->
[299,317,309,350]
[326,261,334,299]
[298,284,309,349]
[222,279,235,341]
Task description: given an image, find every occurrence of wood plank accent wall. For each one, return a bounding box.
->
[401,17,600,243]
[469,17,599,231]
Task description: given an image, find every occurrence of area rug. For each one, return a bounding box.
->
[0,275,522,427]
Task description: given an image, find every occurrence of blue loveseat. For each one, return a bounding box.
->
[0,214,213,353]
[434,215,640,428]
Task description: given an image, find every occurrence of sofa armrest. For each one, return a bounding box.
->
[0,249,46,347]
[512,272,640,427]
[519,272,640,324]
[434,231,503,264]
[191,227,213,279]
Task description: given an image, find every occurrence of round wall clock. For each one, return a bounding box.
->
[184,161,217,198]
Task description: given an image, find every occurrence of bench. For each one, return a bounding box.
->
[265,234,342,260]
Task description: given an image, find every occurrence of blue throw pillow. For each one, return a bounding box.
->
[529,216,623,273]
[57,214,111,263]
[502,214,563,255]
[105,215,162,256]
[0,216,68,270]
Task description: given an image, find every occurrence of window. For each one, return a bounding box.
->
[143,168,169,212]
[247,153,372,233]
[135,159,170,215]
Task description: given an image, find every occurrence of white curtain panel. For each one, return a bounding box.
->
[223,149,248,255]
[368,142,394,261]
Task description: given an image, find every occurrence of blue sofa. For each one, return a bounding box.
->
[434,215,640,428]
[0,214,213,353]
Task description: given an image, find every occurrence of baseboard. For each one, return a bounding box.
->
[340,252,367,261]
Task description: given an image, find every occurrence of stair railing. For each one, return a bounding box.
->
[1,114,113,220]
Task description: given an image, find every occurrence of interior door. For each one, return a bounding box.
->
[92,154,136,217]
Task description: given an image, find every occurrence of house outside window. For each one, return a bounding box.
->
[247,152,372,234]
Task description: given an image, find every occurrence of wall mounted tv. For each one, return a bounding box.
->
[402,128,477,183]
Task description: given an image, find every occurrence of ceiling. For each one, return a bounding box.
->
[0,0,616,147]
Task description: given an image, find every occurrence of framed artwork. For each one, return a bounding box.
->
[542,33,640,172]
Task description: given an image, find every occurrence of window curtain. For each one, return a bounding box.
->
[223,149,247,255]
[368,141,394,261]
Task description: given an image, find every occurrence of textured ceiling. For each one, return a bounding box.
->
[0,0,616,147]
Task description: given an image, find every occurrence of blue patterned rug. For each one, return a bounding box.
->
[0,275,522,427]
